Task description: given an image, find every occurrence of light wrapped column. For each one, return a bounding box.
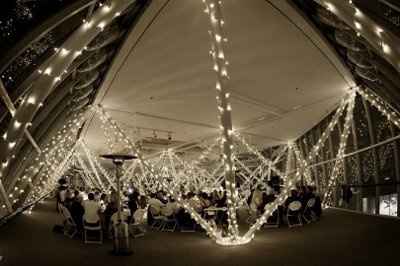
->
[322,90,356,206]
[306,95,349,163]
[292,143,314,185]
[203,0,239,240]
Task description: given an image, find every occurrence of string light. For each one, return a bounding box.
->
[3,0,400,246]
[0,0,135,195]
[322,90,356,206]
[203,0,241,240]
[96,106,218,239]
[14,109,90,207]
[355,87,400,129]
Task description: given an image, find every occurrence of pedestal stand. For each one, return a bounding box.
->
[100,154,137,256]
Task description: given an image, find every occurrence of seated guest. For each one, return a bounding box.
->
[94,190,101,202]
[284,189,300,208]
[109,189,118,203]
[211,190,220,206]
[104,199,118,233]
[300,186,314,206]
[188,193,203,213]
[83,193,101,226]
[156,191,168,204]
[100,193,108,212]
[148,195,164,211]
[127,193,138,223]
[56,179,68,210]
[266,181,275,196]
[199,193,212,210]
[133,196,147,222]
[122,191,130,205]
[264,181,277,205]
[79,187,87,201]
[250,186,264,215]
[162,199,178,218]
[147,195,164,225]
[69,190,85,230]
[298,185,306,198]
[65,189,76,209]
[131,197,148,235]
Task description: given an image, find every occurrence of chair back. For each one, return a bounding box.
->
[306,198,316,208]
[60,205,76,226]
[288,201,302,211]
[57,203,64,213]
[83,220,101,230]
[161,206,174,217]
[133,209,146,224]
[206,210,216,216]
[149,205,160,216]
[59,204,71,219]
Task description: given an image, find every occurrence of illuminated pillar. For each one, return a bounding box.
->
[203,0,239,238]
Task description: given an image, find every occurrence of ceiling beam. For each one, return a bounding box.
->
[104,107,219,129]
[230,89,285,117]
[237,94,344,133]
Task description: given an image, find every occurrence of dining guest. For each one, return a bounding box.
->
[83,193,101,226]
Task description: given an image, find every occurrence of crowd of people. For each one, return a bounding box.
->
[56,179,147,238]
[56,176,323,240]
[248,181,322,225]
[146,190,229,232]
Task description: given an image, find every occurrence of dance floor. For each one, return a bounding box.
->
[0,200,399,266]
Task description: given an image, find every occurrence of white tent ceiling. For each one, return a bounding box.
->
[84,0,354,156]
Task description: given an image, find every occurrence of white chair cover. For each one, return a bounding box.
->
[288,201,302,212]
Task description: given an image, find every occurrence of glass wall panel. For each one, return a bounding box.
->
[362,197,376,214]
[379,193,398,216]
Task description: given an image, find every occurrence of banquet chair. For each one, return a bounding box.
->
[59,204,78,238]
[130,208,147,238]
[149,205,165,231]
[287,201,303,228]
[130,223,146,238]
[83,220,103,244]
[303,198,317,223]
[161,208,177,232]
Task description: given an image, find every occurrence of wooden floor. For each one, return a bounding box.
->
[1,200,400,266]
